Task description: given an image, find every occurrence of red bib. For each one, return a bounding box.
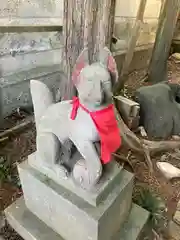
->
[70,97,121,164]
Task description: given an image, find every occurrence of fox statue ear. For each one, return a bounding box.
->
[72,48,89,86]
[99,47,119,85]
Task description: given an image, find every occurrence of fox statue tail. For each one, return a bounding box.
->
[30,80,54,127]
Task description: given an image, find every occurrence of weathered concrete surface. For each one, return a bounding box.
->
[28,152,123,206]
[0,0,63,26]
[118,204,149,240]
[18,161,134,240]
[0,32,63,58]
[5,197,149,240]
[0,31,63,120]
[0,48,62,76]
[5,197,62,240]
[0,65,63,119]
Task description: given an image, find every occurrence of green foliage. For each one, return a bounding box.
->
[134,186,167,230]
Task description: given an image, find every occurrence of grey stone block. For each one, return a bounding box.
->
[28,152,123,206]
[0,65,63,119]
[5,198,149,240]
[118,204,149,240]
[18,161,134,240]
[5,197,63,240]
[115,96,140,130]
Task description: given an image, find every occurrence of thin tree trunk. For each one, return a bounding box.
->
[147,0,180,84]
[61,0,116,100]
[114,0,147,93]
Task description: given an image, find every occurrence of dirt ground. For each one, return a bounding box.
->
[1,59,180,239]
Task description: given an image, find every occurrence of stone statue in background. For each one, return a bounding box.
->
[30,47,121,190]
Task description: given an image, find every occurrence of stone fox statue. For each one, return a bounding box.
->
[30,47,121,190]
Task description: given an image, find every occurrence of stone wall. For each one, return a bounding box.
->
[0,0,64,120]
[0,0,162,119]
[0,0,63,26]
[0,31,64,120]
[0,31,63,76]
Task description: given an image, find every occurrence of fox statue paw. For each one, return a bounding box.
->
[73,159,102,190]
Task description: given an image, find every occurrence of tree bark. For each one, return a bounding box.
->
[62,0,116,99]
[147,0,180,84]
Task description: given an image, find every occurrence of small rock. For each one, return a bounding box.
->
[172,135,180,141]
[157,162,180,179]
[171,53,180,63]
[139,126,147,137]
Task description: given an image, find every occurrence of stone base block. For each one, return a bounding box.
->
[5,197,62,240]
[28,152,123,206]
[118,204,149,240]
[5,197,149,240]
[0,65,62,119]
[18,161,134,240]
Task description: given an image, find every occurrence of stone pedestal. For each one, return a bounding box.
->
[4,153,150,240]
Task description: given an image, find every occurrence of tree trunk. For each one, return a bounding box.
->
[61,0,116,100]
[114,0,147,93]
[147,0,180,84]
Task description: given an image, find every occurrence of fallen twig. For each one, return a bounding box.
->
[113,152,134,172]
[152,229,163,240]
[0,116,34,139]
[0,137,9,143]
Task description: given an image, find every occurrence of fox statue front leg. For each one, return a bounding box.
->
[36,132,69,179]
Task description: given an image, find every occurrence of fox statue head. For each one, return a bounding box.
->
[72,47,119,108]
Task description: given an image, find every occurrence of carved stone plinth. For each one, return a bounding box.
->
[18,160,133,240]
[4,155,149,240]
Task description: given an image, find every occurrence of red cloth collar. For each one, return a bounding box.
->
[71,97,121,164]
